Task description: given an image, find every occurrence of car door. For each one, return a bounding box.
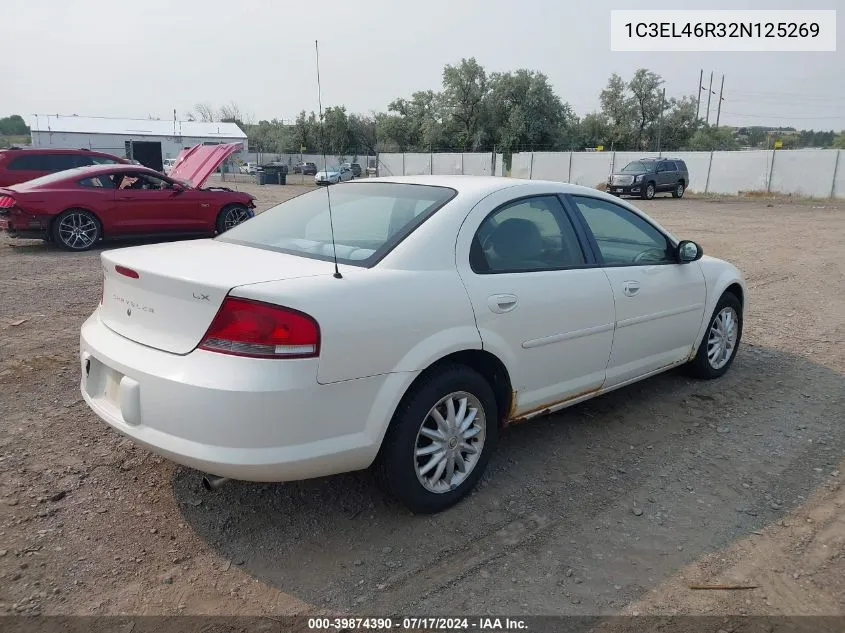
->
[658,160,677,191]
[566,194,707,387]
[112,172,200,233]
[456,191,616,416]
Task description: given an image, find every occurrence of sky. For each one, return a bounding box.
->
[3,0,843,131]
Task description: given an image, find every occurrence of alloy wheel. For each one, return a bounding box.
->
[414,391,486,494]
[707,306,739,370]
[57,212,98,250]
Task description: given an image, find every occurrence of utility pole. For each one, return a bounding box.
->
[657,87,666,155]
[695,69,703,122]
[715,74,725,127]
[705,71,714,125]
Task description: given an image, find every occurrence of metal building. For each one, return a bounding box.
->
[28,114,248,172]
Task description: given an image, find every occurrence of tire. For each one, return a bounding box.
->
[52,209,101,251]
[642,181,656,200]
[376,363,498,514]
[672,181,685,198]
[216,204,253,234]
[688,292,743,379]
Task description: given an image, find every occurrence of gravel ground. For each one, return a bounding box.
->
[0,180,843,616]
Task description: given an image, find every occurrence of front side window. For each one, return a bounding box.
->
[471,196,585,273]
[117,172,172,190]
[571,196,674,266]
[218,182,456,267]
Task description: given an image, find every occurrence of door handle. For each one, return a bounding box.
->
[488,294,518,314]
[622,281,640,297]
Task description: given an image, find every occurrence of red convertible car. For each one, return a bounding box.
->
[0,143,256,251]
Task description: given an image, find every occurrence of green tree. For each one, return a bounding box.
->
[628,69,665,150]
[599,73,636,148]
[833,131,845,149]
[576,112,611,149]
[0,114,29,135]
[485,69,572,152]
[688,125,739,151]
[347,113,378,156]
[660,96,697,150]
[441,58,488,150]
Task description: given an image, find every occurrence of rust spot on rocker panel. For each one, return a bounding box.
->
[506,384,603,425]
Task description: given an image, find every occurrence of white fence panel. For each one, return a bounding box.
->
[495,154,504,176]
[531,152,571,182]
[462,153,496,176]
[668,152,712,192]
[510,153,532,179]
[377,153,404,177]
[403,153,432,176]
[769,150,839,198]
[432,153,463,175]
[569,153,614,187]
[833,151,845,198]
[707,150,770,194]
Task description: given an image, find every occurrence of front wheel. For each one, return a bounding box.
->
[642,182,656,200]
[216,204,253,234]
[688,292,743,379]
[52,209,101,251]
[376,364,498,513]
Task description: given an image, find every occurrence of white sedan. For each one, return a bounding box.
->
[315,165,354,185]
[80,177,746,513]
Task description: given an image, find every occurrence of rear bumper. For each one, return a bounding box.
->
[0,213,50,239]
[79,311,400,481]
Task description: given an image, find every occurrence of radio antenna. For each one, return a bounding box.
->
[315,39,342,279]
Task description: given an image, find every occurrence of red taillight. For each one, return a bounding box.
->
[115,265,139,279]
[199,297,320,359]
[0,195,15,209]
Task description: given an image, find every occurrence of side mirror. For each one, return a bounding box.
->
[677,240,703,263]
[171,182,185,193]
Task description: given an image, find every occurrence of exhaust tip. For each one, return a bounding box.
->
[202,475,230,491]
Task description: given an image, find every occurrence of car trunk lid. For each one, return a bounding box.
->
[169,142,243,188]
[99,239,334,354]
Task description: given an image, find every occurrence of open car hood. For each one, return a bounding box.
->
[169,142,243,188]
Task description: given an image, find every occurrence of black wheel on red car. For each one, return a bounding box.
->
[216,204,253,234]
[52,209,101,251]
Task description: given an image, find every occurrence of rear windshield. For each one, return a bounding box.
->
[217,182,457,267]
[621,161,655,173]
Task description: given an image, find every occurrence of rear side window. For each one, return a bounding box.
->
[79,175,116,188]
[45,154,89,171]
[8,154,46,170]
[90,156,121,165]
[472,195,585,274]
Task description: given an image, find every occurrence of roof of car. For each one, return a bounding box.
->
[364,175,610,198]
[0,147,120,155]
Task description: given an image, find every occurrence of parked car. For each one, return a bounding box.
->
[240,162,260,175]
[607,158,689,200]
[349,162,362,178]
[0,147,128,187]
[294,162,318,175]
[78,176,746,513]
[0,143,255,251]
[315,164,353,185]
[163,158,177,174]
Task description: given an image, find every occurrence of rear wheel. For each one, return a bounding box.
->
[52,209,101,251]
[216,204,253,234]
[672,181,685,198]
[688,292,743,379]
[376,364,498,514]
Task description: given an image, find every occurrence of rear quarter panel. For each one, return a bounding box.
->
[231,268,482,385]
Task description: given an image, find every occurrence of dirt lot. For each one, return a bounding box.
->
[0,179,843,617]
